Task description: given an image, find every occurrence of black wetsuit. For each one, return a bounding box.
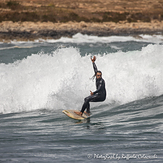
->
[81,62,106,114]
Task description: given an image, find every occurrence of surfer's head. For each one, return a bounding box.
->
[91,70,102,81]
[96,71,102,79]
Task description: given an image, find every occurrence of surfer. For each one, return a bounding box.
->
[75,56,106,116]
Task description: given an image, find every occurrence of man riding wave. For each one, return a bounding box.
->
[75,56,106,116]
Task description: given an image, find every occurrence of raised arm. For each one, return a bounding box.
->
[93,62,98,74]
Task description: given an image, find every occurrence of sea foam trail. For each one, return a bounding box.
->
[45,33,163,44]
[4,33,163,44]
[0,44,163,114]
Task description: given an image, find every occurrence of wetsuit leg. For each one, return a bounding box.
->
[86,103,90,113]
[81,94,104,114]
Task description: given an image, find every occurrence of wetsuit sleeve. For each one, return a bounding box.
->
[93,62,98,74]
[93,79,103,94]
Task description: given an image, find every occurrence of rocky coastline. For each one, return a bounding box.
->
[0,20,163,42]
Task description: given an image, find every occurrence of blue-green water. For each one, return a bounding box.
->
[0,34,163,162]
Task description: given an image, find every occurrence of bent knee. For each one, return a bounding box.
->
[84,97,89,102]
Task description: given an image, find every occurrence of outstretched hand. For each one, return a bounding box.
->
[90,91,94,96]
[91,56,96,63]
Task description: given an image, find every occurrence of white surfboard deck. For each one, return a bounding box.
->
[62,110,90,120]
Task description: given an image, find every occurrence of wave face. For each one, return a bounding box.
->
[0,43,163,114]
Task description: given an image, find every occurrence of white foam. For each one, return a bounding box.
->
[0,44,163,114]
[1,33,163,45]
[45,33,163,44]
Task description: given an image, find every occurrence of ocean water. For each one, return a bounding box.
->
[0,33,163,162]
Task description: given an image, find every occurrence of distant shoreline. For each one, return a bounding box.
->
[0,21,163,42]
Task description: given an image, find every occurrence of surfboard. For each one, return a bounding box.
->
[62,110,90,120]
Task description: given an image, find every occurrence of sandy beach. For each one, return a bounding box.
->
[0,20,163,41]
[0,0,163,41]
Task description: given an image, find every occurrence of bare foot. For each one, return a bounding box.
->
[74,111,82,116]
[84,111,90,116]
